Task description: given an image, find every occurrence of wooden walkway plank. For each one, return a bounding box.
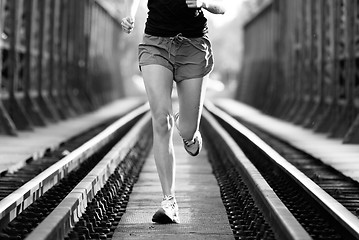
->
[113,134,234,240]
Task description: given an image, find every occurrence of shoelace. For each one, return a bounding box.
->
[183,138,195,147]
[162,195,176,209]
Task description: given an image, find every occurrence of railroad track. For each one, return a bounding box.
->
[0,104,151,240]
[205,102,359,240]
[0,116,120,201]
[223,110,359,219]
[1,101,359,240]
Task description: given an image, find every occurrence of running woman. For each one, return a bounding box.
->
[121,0,226,224]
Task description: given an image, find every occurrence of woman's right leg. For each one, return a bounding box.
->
[141,64,175,198]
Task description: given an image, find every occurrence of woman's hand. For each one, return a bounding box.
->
[186,0,206,9]
[121,17,135,34]
[186,0,225,14]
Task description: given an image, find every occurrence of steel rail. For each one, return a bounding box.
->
[25,111,151,240]
[0,103,149,230]
[202,107,311,240]
[205,101,359,239]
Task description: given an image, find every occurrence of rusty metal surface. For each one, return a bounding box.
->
[0,0,125,136]
[238,0,359,143]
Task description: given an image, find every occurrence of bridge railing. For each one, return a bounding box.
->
[237,0,359,143]
[0,0,124,135]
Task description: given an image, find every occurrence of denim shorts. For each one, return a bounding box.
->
[138,33,214,82]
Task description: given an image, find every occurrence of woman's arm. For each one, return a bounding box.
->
[186,0,226,14]
[121,0,141,34]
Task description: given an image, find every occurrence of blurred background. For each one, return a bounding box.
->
[11,0,355,140]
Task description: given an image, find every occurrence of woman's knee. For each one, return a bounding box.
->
[152,112,174,136]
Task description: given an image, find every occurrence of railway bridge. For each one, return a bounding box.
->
[1,1,359,240]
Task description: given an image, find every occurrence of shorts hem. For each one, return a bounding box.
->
[175,66,214,82]
[139,63,173,73]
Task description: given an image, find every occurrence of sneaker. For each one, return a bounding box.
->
[173,112,202,156]
[152,195,180,224]
[183,131,202,156]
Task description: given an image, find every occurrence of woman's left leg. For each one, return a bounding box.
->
[175,76,208,154]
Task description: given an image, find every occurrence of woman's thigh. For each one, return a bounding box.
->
[176,76,208,133]
[141,65,174,120]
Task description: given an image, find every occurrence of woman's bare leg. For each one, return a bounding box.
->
[141,65,175,197]
[176,76,208,141]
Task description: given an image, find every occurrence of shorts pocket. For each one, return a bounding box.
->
[191,35,212,52]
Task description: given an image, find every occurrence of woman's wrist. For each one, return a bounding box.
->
[201,1,208,9]
[201,0,225,14]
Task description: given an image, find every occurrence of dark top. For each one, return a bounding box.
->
[145,0,208,38]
